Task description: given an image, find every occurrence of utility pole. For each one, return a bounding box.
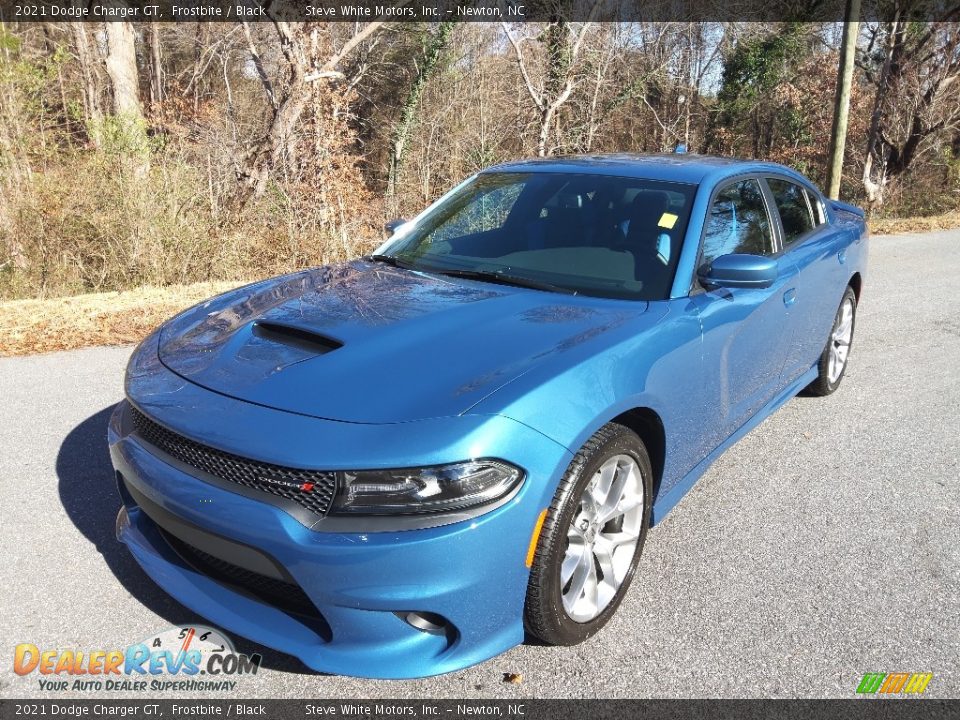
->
[826,0,861,200]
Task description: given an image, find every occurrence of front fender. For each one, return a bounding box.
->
[472,298,704,506]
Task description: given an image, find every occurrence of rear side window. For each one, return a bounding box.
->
[808,191,827,225]
[767,178,815,245]
[701,178,773,265]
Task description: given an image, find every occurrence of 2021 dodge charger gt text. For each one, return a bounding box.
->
[109,154,868,678]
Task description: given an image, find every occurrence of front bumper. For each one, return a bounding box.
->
[109,361,572,678]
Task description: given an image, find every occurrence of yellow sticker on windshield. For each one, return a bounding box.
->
[658,212,678,229]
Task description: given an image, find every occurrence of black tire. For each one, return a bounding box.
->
[807,285,858,397]
[524,423,653,646]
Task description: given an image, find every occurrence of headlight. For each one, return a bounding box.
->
[330,460,523,515]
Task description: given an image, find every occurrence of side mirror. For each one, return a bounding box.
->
[698,253,777,290]
[384,218,408,236]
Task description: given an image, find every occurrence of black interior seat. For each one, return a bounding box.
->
[619,191,672,297]
[525,191,591,250]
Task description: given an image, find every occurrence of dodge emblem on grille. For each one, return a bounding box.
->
[257,475,314,492]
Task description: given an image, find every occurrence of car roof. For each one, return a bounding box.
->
[483,153,813,188]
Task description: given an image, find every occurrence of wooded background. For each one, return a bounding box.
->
[1,19,958,300]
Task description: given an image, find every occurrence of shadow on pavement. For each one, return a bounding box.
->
[56,405,315,674]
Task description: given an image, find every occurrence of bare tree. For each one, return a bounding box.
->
[502,5,600,156]
[5,18,960,302]
[234,20,390,201]
[387,21,454,200]
[148,22,163,107]
[100,18,150,179]
[860,18,960,209]
[103,21,144,120]
[69,22,103,141]
[242,21,277,111]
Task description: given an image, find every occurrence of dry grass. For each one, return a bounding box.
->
[0,281,246,357]
[870,209,960,235]
[3,206,959,358]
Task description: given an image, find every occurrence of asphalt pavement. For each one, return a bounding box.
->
[1,229,958,699]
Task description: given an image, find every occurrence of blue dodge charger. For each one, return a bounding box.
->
[110,154,868,678]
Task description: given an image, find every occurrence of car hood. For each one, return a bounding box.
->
[158,261,644,423]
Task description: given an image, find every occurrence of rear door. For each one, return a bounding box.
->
[764,176,843,384]
[691,176,801,447]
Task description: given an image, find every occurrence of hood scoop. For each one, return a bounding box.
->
[252,321,343,355]
[158,262,644,423]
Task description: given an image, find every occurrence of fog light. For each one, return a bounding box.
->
[115,506,130,541]
[396,611,448,635]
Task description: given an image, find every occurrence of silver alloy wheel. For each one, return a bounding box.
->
[828,297,854,383]
[561,454,644,623]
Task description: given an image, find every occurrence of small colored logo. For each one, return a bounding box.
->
[257,475,316,492]
[856,672,933,695]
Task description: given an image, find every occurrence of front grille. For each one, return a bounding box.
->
[130,405,337,517]
[161,529,329,631]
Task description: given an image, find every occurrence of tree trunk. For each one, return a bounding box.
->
[862,19,901,210]
[104,21,144,119]
[69,22,103,144]
[387,21,454,200]
[502,16,596,158]
[826,1,860,200]
[104,20,148,175]
[242,22,277,110]
[148,22,163,107]
[235,21,310,199]
[234,21,387,203]
[190,23,207,113]
[538,19,568,156]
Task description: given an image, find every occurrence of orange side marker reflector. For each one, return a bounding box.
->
[525,509,549,568]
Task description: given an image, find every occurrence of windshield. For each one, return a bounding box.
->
[380,172,696,300]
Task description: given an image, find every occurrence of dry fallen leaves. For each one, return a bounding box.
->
[0,281,246,357]
[870,209,960,236]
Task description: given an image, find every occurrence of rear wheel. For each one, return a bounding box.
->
[524,424,652,645]
[807,286,857,396]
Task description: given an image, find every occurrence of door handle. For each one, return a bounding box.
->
[783,288,797,307]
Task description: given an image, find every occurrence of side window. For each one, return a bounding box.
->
[701,178,773,265]
[806,189,827,226]
[767,178,815,245]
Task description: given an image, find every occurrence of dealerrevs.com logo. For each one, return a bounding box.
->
[13,626,261,693]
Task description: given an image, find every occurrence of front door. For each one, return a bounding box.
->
[691,177,800,449]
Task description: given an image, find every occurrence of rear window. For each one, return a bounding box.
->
[767,178,815,245]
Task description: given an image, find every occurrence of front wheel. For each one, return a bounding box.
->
[524,424,652,646]
[807,286,857,396]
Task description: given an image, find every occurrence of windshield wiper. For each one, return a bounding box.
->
[366,255,577,295]
[425,267,577,295]
[364,254,410,268]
